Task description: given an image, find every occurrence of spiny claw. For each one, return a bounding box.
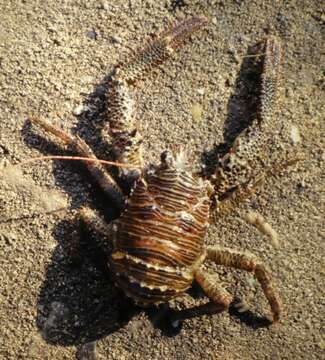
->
[116,16,207,84]
[259,36,282,125]
[109,17,207,181]
[160,16,208,50]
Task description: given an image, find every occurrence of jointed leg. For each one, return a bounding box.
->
[206,245,281,322]
[30,116,124,211]
[195,268,233,310]
[78,207,112,240]
[78,206,114,254]
[215,178,262,215]
[167,269,232,325]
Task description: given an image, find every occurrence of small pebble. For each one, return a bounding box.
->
[73,104,87,116]
[111,35,122,44]
[297,179,306,192]
[171,320,180,328]
[86,30,98,40]
[233,300,250,313]
[100,2,110,11]
[290,125,301,144]
[190,103,203,122]
[318,340,325,350]
[197,87,205,95]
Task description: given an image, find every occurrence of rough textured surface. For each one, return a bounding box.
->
[0,1,324,359]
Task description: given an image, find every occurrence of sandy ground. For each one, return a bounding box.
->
[0,1,324,359]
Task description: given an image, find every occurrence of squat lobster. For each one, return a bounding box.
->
[29,17,288,324]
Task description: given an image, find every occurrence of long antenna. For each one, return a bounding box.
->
[16,155,142,169]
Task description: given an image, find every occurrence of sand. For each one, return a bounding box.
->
[0,1,324,359]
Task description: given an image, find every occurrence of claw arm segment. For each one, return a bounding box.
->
[105,17,207,183]
[115,16,207,85]
[195,268,233,309]
[103,79,143,184]
[29,116,125,211]
[211,37,284,206]
[206,245,281,323]
[259,36,282,126]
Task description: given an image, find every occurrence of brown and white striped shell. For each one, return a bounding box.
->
[109,152,210,305]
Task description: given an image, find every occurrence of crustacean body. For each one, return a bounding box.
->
[30,16,289,324]
[109,152,210,305]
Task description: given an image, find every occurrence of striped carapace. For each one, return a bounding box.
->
[109,152,210,305]
[29,17,296,325]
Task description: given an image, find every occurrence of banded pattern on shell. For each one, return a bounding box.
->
[109,165,210,304]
